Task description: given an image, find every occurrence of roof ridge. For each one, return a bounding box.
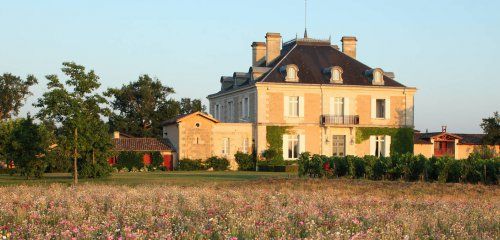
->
[259,43,298,82]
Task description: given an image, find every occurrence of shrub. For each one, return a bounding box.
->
[79,160,112,178]
[116,152,144,170]
[261,149,285,166]
[235,152,255,171]
[205,156,229,171]
[178,159,205,171]
[151,152,164,168]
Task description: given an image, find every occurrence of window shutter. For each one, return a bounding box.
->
[299,134,306,154]
[384,135,391,157]
[282,135,288,159]
[385,98,391,119]
[283,96,289,117]
[369,136,376,156]
[344,97,349,115]
[299,96,305,117]
[371,98,376,119]
[329,97,335,115]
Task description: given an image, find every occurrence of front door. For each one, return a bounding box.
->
[332,135,346,157]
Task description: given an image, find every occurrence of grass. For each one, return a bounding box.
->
[0,171,293,186]
[0,172,499,239]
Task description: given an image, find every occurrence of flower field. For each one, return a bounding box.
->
[0,179,499,239]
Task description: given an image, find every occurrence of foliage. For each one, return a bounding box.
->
[79,160,113,178]
[116,152,144,170]
[177,159,205,171]
[234,152,255,171]
[480,111,500,145]
[298,152,499,185]
[4,116,53,179]
[356,127,414,154]
[35,62,112,179]
[205,156,229,171]
[265,126,289,162]
[0,73,38,120]
[0,119,22,163]
[105,75,206,137]
[151,152,164,168]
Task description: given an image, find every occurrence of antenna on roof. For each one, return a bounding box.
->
[304,0,308,38]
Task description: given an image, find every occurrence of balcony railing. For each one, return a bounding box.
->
[321,115,360,125]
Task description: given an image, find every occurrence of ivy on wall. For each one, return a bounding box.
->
[266,126,290,154]
[356,127,414,154]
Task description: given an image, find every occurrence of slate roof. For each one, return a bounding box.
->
[414,132,488,145]
[112,138,173,152]
[259,39,405,86]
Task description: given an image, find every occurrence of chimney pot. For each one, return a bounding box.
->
[341,36,358,59]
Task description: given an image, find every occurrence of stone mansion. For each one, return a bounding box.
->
[163,32,416,168]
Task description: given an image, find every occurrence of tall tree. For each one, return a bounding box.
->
[35,62,112,183]
[179,98,206,114]
[5,116,53,179]
[0,73,38,120]
[480,111,500,145]
[106,75,177,137]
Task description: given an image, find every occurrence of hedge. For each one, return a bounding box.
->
[298,152,499,185]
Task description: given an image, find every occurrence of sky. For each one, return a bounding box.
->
[0,0,499,133]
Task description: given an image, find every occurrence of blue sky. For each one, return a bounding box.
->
[1,0,499,133]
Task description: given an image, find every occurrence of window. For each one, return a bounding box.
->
[243,97,249,118]
[242,138,249,154]
[287,135,300,159]
[288,96,300,117]
[334,97,344,116]
[227,101,234,122]
[284,65,299,82]
[330,67,343,83]
[374,136,385,157]
[372,68,384,85]
[215,104,220,119]
[239,101,243,118]
[376,99,385,118]
[222,138,230,155]
[332,135,346,156]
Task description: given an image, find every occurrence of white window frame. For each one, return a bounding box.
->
[376,99,385,119]
[284,65,299,82]
[242,138,249,154]
[370,135,391,157]
[334,97,344,116]
[330,66,343,83]
[288,96,299,117]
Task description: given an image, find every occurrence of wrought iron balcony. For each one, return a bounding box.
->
[321,115,360,125]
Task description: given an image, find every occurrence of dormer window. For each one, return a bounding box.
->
[282,64,299,82]
[330,66,343,83]
[372,68,384,85]
[365,68,385,86]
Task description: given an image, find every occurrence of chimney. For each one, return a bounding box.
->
[252,42,266,67]
[113,131,120,139]
[265,32,282,66]
[341,36,357,59]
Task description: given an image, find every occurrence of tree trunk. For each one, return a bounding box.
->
[92,149,95,164]
[73,128,78,185]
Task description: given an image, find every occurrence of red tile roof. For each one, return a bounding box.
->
[112,138,173,152]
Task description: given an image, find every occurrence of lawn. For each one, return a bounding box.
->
[0,171,292,186]
[0,172,499,239]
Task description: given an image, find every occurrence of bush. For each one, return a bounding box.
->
[79,160,112,178]
[151,152,164,168]
[205,156,229,171]
[297,152,499,185]
[178,159,205,171]
[116,152,144,170]
[235,152,255,171]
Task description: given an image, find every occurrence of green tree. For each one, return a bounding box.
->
[480,111,500,145]
[35,62,112,183]
[105,75,176,137]
[5,116,53,179]
[0,119,22,166]
[0,73,38,120]
[179,98,206,114]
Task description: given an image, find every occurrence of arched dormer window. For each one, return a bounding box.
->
[282,64,299,82]
[372,68,384,85]
[365,68,385,86]
[330,66,343,83]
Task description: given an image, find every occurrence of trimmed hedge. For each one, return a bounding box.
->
[178,159,205,171]
[205,156,229,171]
[298,152,499,185]
[235,152,256,171]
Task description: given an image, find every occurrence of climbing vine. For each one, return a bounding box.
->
[356,127,414,154]
[266,126,290,152]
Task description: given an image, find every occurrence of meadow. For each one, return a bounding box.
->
[0,172,498,239]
